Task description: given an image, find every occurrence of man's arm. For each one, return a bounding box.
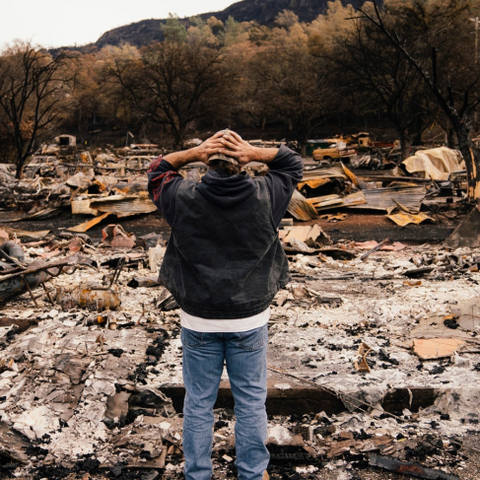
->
[147,132,226,225]
[263,145,304,227]
[147,157,182,226]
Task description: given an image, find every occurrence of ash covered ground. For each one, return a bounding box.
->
[0,207,479,480]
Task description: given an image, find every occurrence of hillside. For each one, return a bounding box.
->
[204,0,364,24]
[93,0,364,49]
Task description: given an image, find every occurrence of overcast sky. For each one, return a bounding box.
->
[0,0,237,50]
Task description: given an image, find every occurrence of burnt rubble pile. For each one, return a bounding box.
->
[0,219,479,479]
[0,142,471,232]
[0,142,162,222]
[0,140,479,478]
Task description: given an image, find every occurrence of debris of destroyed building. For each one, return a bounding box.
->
[0,135,479,479]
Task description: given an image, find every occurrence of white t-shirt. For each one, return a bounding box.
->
[180,307,270,333]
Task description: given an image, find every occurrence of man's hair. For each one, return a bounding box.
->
[208,160,241,176]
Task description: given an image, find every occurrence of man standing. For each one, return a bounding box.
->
[147,130,303,480]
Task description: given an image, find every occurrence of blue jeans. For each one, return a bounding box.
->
[181,324,269,480]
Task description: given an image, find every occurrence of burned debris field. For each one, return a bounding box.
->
[0,139,480,480]
[1,0,480,476]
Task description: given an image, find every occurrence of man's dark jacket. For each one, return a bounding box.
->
[147,144,303,319]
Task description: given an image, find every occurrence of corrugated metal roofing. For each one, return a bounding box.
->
[347,186,427,212]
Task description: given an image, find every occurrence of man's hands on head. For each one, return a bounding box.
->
[195,129,279,166]
[217,130,258,165]
[162,131,224,169]
[218,130,279,165]
[162,130,279,169]
[193,131,225,164]
[193,130,257,165]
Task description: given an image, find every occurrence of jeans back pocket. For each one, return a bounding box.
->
[181,328,204,347]
[237,324,267,351]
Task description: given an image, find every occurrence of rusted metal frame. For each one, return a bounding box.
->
[360,174,432,184]
[96,256,125,290]
[58,162,93,168]
[42,283,54,305]
[42,264,79,304]
[1,259,84,282]
[0,265,25,276]
[109,257,125,287]
[0,256,92,306]
[20,274,39,307]
[20,264,79,306]
[93,166,119,172]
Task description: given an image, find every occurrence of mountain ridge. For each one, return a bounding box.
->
[90,0,363,50]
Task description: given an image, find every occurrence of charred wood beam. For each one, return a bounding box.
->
[159,383,345,416]
[369,453,460,479]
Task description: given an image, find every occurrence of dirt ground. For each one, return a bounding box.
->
[304,208,463,245]
[4,201,466,247]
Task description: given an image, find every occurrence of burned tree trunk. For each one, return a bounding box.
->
[357,2,480,201]
[455,124,480,200]
[0,45,69,180]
